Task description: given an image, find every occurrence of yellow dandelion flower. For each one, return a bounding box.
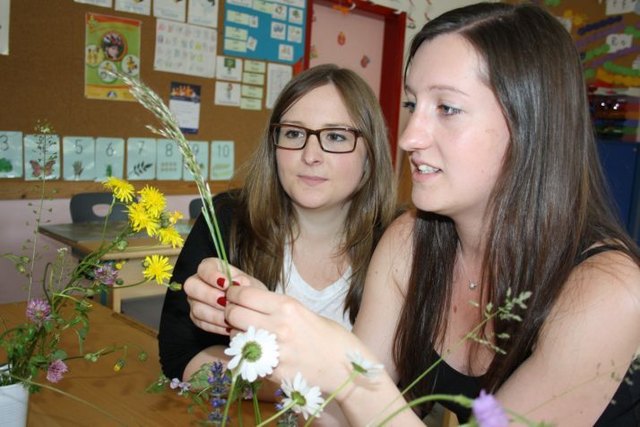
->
[157,227,184,248]
[128,202,159,236]
[103,177,135,203]
[115,261,125,270]
[138,186,166,217]
[168,210,184,225]
[143,255,173,285]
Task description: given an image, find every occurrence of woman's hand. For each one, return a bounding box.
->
[224,284,368,394]
[183,258,267,335]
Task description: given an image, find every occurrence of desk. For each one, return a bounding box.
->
[0,302,275,426]
[38,221,191,313]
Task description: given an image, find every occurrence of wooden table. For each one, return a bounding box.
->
[38,221,191,313]
[0,302,276,426]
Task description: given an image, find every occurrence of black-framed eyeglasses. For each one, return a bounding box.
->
[271,124,361,154]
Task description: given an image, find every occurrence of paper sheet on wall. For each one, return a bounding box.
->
[154,19,217,78]
[115,0,151,16]
[210,141,235,180]
[215,81,241,107]
[266,62,292,109]
[62,136,96,181]
[126,138,156,180]
[188,0,219,28]
[0,131,23,178]
[75,0,112,7]
[154,0,186,22]
[156,139,183,180]
[606,0,638,15]
[23,134,60,181]
[183,140,209,181]
[216,56,243,81]
[0,0,9,55]
[95,137,125,180]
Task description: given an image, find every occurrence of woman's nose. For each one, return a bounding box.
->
[399,114,432,152]
[301,134,324,164]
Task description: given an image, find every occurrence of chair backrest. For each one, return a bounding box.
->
[69,192,128,223]
[189,198,203,219]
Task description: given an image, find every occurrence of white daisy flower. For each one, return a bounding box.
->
[280,372,324,420]
[346,351,384,379]
[224,326,279,382]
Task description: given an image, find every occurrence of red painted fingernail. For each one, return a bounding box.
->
[217,296,227,307]
[225,327,232,333]
[232,280,240,286]
[216,277,226,288]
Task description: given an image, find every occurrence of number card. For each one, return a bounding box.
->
[0,131,24,178]
[95,137,125,180]
[156,139,183,180]
[210,140,234,180]
[127,137,156,180]
[183,140,209,181]
[23,133,60,181]
[63,136,96,181]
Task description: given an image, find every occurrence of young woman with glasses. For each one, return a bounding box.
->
[196,3,640,426]
[158,64,397,390]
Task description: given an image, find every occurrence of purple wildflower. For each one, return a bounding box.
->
[46,359,68,383]
[472,390,509,427]
[169,378,191,395]
[94,264,118,286]
[25,298,52,326]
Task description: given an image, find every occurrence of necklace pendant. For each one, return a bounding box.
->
[469,282,478,290]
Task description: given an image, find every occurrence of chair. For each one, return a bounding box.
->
[70,192,128,223]
[189,198,203,219]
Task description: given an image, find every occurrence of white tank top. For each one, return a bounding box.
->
[275,244,353,330]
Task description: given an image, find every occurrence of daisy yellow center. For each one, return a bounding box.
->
[241,341,262,362]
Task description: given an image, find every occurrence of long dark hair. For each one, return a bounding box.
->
[231,64,397,322]
[394,2,640,403]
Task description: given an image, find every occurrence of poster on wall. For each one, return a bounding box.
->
[183,140,209,181]
[126,137,156,180]
[0,131,23,178]
[154,0,186,22]
[169,82,201,134]
[223,0,307,64]
[0,0,9,55]
[75,0,113,7]
[85,13,142,101]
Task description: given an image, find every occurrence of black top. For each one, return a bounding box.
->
[426,245,640,425]
[158,192,237,380]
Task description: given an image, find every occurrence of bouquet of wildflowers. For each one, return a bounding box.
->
[0,122,185,393]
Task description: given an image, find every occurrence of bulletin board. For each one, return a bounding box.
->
[0,0,274,200]
[508,0,640,88]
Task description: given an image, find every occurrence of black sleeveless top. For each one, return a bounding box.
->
[425,245,640,425]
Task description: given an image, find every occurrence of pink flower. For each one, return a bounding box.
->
[25,298,52,326]
[46,359,68,383]
[472,390,509,427]
[94,264,118,286]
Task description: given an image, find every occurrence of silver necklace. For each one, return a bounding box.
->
[458,251,478,290]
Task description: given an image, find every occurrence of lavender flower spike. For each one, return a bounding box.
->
[472,389,509,427]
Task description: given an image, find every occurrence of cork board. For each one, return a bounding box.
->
[0,0,273,199]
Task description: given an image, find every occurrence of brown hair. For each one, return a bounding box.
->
[394,2,640,404]
[231,64,397,322]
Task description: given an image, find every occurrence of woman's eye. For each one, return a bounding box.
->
[325,132,347,142]
[284,130,305,139]
[439,104,461,116]
[402,101,416,113]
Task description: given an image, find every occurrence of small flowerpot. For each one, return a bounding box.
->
[0,365,29,427]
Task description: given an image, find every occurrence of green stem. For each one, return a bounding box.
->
[256,401,297,427]
[304,370,359,427]
[221,373,238,426]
